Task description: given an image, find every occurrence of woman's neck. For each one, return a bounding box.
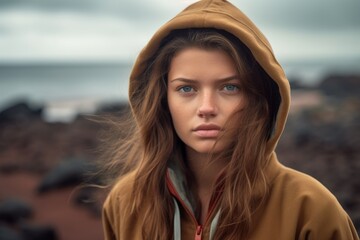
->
[186,150,220,188]
[185,147,226,224]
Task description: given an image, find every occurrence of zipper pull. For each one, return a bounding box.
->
[195,225,202,240]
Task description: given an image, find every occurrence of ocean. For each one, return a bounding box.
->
[0,63,131,122]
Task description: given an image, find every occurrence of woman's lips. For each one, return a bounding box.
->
[193,124,221,138]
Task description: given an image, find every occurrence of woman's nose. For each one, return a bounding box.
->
[197,91,217,118]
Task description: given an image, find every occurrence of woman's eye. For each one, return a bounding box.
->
[223,84,239,92]
[178,86,194,93]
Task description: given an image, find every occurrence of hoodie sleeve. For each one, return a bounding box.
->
[294,183,359,240]
[101,172,142,240]
[298,202,359,240]
[263,167,359,240]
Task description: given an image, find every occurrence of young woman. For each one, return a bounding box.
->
[102,0,359,239]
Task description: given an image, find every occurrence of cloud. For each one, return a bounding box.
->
[265,28,360,60]
[0,0,185,22]
[0,0,359,63]
[0,9,153,62]
[237,0,360,31]
[2,0,359,29]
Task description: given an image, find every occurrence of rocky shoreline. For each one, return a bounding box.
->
[0,74,359,238]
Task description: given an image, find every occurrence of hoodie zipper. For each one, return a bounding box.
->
[167,171,222,240]
[195,225,203,240]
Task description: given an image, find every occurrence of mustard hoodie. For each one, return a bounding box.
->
[102,0,359,239]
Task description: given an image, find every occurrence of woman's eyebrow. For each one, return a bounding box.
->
[216,76,240,83]
[169,78,197,83]
[170,75,239,83]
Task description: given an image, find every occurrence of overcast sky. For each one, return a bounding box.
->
[1,0,359,64]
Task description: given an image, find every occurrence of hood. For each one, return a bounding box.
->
[128,0,291,155]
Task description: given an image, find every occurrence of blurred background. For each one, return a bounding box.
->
[0,0,359,239]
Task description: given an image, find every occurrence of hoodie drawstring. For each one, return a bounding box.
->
[173,198,181,240]
[209,210,220,240]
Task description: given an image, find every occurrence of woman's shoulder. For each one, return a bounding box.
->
[265,164,359,239]
[273,164,340,204]
[271,163,352,223]
[266,162,354,224]
[102,171,146,239]
[103,171,137,210]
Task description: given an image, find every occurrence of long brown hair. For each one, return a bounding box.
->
[103,28,281,239]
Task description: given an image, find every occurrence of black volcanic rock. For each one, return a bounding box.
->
[317,74,360,98]
[0,199,33,224]
[0,224,24,240]
[96,102,129,116]
[0,102,42,124]
[73,186,102,217]
[20,223,58,240]
[37,158,95,193]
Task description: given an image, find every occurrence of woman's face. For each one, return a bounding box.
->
[167,47,246,154]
